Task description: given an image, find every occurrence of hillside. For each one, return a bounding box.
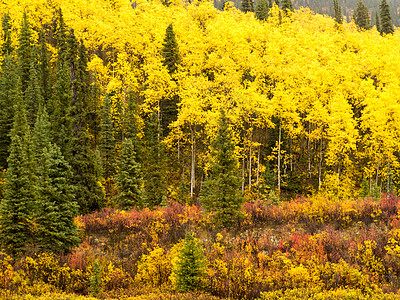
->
[1,0,400,298]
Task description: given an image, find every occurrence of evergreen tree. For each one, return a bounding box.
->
[36,143,80,254]
[55,8,68,65]
[242,0,254,12]
[173,233,206,292]
[38,29,52,105]
[2,12,13,56]
[115,138,143,210]
[17,10,33,95]
[51,62,72,155]
[376,11,381,32]
[380,0,394,35]
[32,105,52,165]
[255,0,269,20]
[333,0,343,26]
[25,57,43,128]
[143,110,166,207]
[0,56,19,170]
[281,0,293,13]
[99,95,116,181]
[162,24,181,75]
[0,86,36,256]
[353,0,371,30]
[200,110,244,228]
[161,24,181,136]
[68,39,104,213]
[124,91,142,162]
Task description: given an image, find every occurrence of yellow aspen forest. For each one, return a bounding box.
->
[2,0,400,298]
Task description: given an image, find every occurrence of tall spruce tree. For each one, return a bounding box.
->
[25,57,43,128]
[161,24,181,137]
[255,0,269,20]
[0,85,36,256]
[32,104,52,166]
[281,0,293,13]
[200,110,244,228]
[376,11,381,32]
[143,110,166,207]
[380,0,394,35]
[99,95,116,197]
[353,0,371,30]
[17,10,33,95]
[173,233,206,292]
[1,12,13,56]
[115,138,143,210]
[68,38,104,213]
[36,143,80,254]
[334,0,343,26]
[0,56,19,170]
[38,29,52,105]
[124,91,142,162]
[242,0,254,12]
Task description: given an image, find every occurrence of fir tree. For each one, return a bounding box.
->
[0,86,36,256]
[353,0,371,30]
[17,10,33,95]
[242,0,254,12]
[32,104,52,166]
[38,29,52,105]
[55,8,68,65]
[25,57,43,128]
[173,233,206,292]
[51,62,72,155]
[281,0,293,13]
[161,24,181,136]
[68,39,104,213]
[162,23,181,75]
[143,110,166,207]
[380,0,394,35]
[115,138,143,210]
[0,56,19,170]
[333,0,343,26]
[124,91,142,162]
[200,109,244,228]
[255,0,269,20]
[99,95,116,181]
[376,11,381,32]
[36,143,80,254]
[2,12,13,56]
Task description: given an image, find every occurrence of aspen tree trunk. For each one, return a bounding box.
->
[256,145,260,185]
[277,121,281,193]
[318,136,323,190]
[190,125,195,199]
[242,153,245,194]
[308,123,311,180]
[376,159,380,187]
[248,131,252,190]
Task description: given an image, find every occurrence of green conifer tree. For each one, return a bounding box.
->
[353,0,371,30]
[17,10,33,95]
[200,110,244,228]
[68,39,104,213]
[333,0,343,26]
[380,0,394,35]
[242,0,254,12]
[36,143,80,254]
[0,86,36,256]
[173,233,206,292]
[0,55,19,169]
[50,62,72,155]
[1,12,13,56]
[115,138,143,210]
[38,29,52,105]
[161,24,181,137]
[376,11,381,32]
[124,91,142,163]
[255,0,269,20]
[143,110,166,207]
[55,8,68,65]
[32,104,52,165]
[25,58,43,128]
[281,0,293,13]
